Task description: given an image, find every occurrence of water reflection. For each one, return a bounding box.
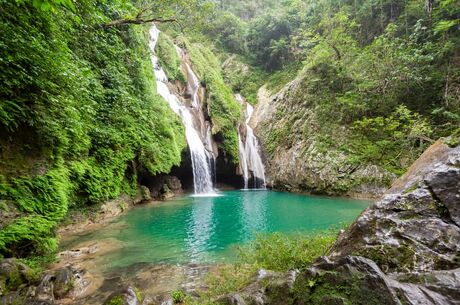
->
[60,191,369,271]
[186,197,214,262]
[241,191,268,238]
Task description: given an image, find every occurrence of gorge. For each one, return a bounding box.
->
[0,0,459,304]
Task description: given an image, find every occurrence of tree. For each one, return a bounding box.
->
[246,11,296,70]
[16,0,76,12]
[104,0,213,28]
[204,11,247,54]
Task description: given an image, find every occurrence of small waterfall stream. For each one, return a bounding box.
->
[184,63,217,184]
[149,26,215,195]
[236,94,266,189]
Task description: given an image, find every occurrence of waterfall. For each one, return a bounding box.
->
[149,26,215,195]
[236,94,266,189]
[238,133,250,188]
[185,63,200,108]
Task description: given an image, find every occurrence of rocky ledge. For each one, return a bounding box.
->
[220,139,460,305]
[252,80,396,198]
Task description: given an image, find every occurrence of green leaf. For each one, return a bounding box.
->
[40,1,51,11]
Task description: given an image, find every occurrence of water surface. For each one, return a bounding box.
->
[62,190,369,272]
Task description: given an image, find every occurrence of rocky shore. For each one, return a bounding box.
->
[1,139,458,305]
[220,139,460,305]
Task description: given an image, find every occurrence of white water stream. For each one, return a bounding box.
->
[149,26,215,195]
[236,94,266,189]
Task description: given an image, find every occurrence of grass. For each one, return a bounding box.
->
[238,231,337,271]
[184,229,340,305]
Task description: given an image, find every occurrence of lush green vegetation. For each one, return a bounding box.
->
[238,231,337,271]
[1,0,458,269]
[0,0,188,257]
[157,34,186,82]
[175,36,241,162]
[204,0,460,176]
[179,230,338,305]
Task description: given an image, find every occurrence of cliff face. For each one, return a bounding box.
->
[333,139,460,272]
[219,139,460,305]
[252,75,396,197]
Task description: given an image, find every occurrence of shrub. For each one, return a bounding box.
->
[171,289,186,303]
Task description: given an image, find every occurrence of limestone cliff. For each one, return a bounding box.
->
[252,75,396,197]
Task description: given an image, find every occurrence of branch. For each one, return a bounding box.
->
[325,41,341,60]
[104,17,177,28]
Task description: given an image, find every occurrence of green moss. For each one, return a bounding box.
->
[105,295,124,305]
[183,40,241,163]
[171,289,186,303]
[265,62,302,94]
[402,183,419,194]
[354,244,417,272]
[157,33,186,82]
[445,129,460,148]
[133,287,143,302]
[221,54,267,105]
[294,271,388,305]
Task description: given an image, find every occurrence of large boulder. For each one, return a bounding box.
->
[294,256,460,305]
[332,139,460,272]
[219,139,460,305]
[0,258,36,294]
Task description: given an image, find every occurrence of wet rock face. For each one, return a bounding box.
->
[142,175,183,200]
[105,286,142,305]
[222,140,460,305]
[333,140,460,273]
[217,270,297,305]
[252,82,395,198]
[0,258,36,296]
[295,257,460,305]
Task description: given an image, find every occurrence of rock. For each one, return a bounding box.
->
[0,258,36,291]
[34,274,55,303]
[217,293,247,305]
[164,176,182,192]
[140,186,151,201]
[219,140,460,305]
[332,140,460,273]
[252,81,395,197]
[145,175,183,200]
[160,176,182,199]
[295,256,401,305]
[216,270,297,305]
[105,286,142,305]
[24,264,98,304]
[52,267,74,298]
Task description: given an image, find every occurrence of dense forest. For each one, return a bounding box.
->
[0,0,459,303]
[205,0,459,174]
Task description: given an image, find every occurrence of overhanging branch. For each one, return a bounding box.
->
[104,17,177,28]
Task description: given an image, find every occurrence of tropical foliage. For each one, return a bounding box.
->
[0,0,186,257]
[205,0,459,174]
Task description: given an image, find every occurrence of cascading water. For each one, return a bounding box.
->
[149,26,215,195]
[236,94,266,189]
[185,63,200,108]
[183,55,217,187]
